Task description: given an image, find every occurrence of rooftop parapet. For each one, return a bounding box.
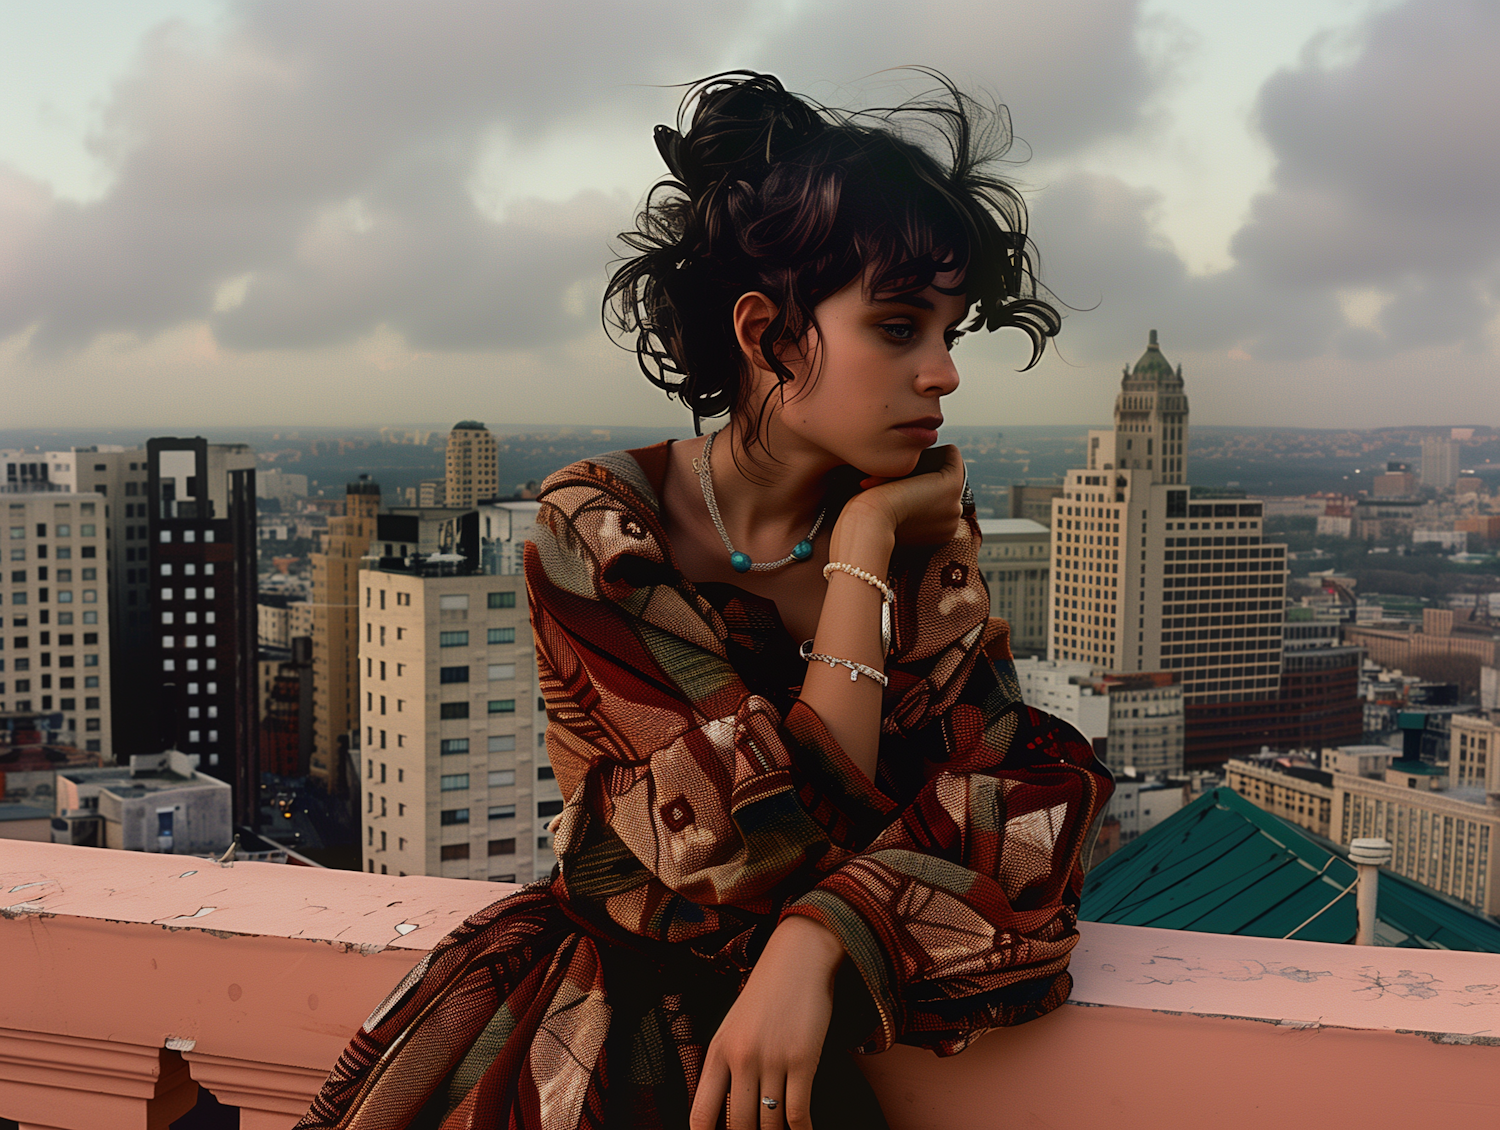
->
[2,841,1498,1128]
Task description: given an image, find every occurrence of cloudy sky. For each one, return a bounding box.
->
[2,0,1497,431]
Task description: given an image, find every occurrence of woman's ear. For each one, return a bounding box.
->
[731,292,781,374]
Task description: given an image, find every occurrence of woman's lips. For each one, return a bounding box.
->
[893,418,942,445]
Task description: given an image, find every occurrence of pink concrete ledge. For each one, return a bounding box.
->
[3,840,1500,1129]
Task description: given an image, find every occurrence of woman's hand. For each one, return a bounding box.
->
[689,916,844,1130]
[840,443,966,549]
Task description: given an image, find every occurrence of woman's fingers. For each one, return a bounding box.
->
[758,1075,788,1130]
[689,1049,731,1130]
[730,1065,761,1130]
[783,1068,816,1130]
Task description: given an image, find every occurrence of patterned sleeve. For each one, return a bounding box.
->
[779,644,1111,1056]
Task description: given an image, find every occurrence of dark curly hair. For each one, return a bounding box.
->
[603,70,1061,439]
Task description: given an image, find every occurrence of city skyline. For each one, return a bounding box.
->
[3,0,1499,431]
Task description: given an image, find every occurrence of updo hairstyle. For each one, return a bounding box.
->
[604,70,1061,437]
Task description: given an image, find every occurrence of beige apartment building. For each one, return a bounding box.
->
[1049,331,1288,706]
[0,491,113,756]
[1230,739,1500,916]
[444,422,499,509]
[1452,712,1499,789]
[977,518,1050,655]
[309,478,380,791]
[23,448,153,754]
[359,569,557,883]
[1333,761,1499,917]
[1225,757,1336,839]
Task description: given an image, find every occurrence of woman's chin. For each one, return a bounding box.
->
[858,452,924,480]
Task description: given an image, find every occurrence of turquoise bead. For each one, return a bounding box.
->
[791,540,813,561]
[730,551,752,573]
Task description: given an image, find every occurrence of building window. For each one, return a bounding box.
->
[488,627,516,645]
[439,594,470,611]
[488,699,515,714]
[439,666,470,684]
[488,769,516,787]
[439,702,470,720]
[440,773,470,791]
[440,738,470,755]
[488,734,516,753]
[489,804,516,820]
[440,808,470,825]
[439,631,469,647]
[488,663,515,681]
[487,838,516,856]
[538,766,555,781]
[538,799,564,818]
[440,844,470,861]
[488,591,517,609]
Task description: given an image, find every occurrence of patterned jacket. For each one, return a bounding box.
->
[529,446,1113,1054]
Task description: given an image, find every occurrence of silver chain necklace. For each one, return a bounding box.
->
[697,429,825,574]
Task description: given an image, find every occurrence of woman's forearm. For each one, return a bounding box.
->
[798,502,895,781]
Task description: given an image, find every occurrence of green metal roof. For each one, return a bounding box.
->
[1131,329,1176,382]
[1080,786,1500,952]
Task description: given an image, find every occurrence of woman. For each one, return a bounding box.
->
[299,71,1111,1130]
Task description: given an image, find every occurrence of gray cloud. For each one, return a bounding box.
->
[747,0,1165,159]
[1231,0,1500,351]
[0,0,1169,360]
[1024,0,1500,372]
[0,0,749,353]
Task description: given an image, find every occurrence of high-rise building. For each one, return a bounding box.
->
[444,422,498,509]
[145,438,260,825]
[309,478,381,793]
[359,560,556,882]
[1421,436,1461,492]
[1049,331,1288,708]
[28,448,154,755]
[0,491,113,755]
[976,518,1050,655]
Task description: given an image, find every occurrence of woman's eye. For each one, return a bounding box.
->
[880,323,915,342]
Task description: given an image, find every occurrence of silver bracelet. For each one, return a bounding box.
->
[800,639,889,687]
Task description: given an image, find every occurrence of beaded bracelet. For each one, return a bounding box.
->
[822,561,895,603]
[823,561,894,654]
[799,639,889,687]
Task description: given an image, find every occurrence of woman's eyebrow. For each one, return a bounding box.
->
[872,292,935,311]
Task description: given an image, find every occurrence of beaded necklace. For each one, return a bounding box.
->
[696,429,825,574]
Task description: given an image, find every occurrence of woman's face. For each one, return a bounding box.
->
[763,268,967,479]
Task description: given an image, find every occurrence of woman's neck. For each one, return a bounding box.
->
[705,416,836,553]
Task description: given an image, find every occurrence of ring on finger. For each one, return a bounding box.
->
[761,1095,779,1110]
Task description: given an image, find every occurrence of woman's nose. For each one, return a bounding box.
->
[918,347,961,396]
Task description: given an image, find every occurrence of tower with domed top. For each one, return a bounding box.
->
[1104,329,1188,484]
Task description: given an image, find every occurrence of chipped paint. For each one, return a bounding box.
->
[8,881,55,893]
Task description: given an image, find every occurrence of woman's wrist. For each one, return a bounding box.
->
[770,913,845,972]
[829,497,896,573]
